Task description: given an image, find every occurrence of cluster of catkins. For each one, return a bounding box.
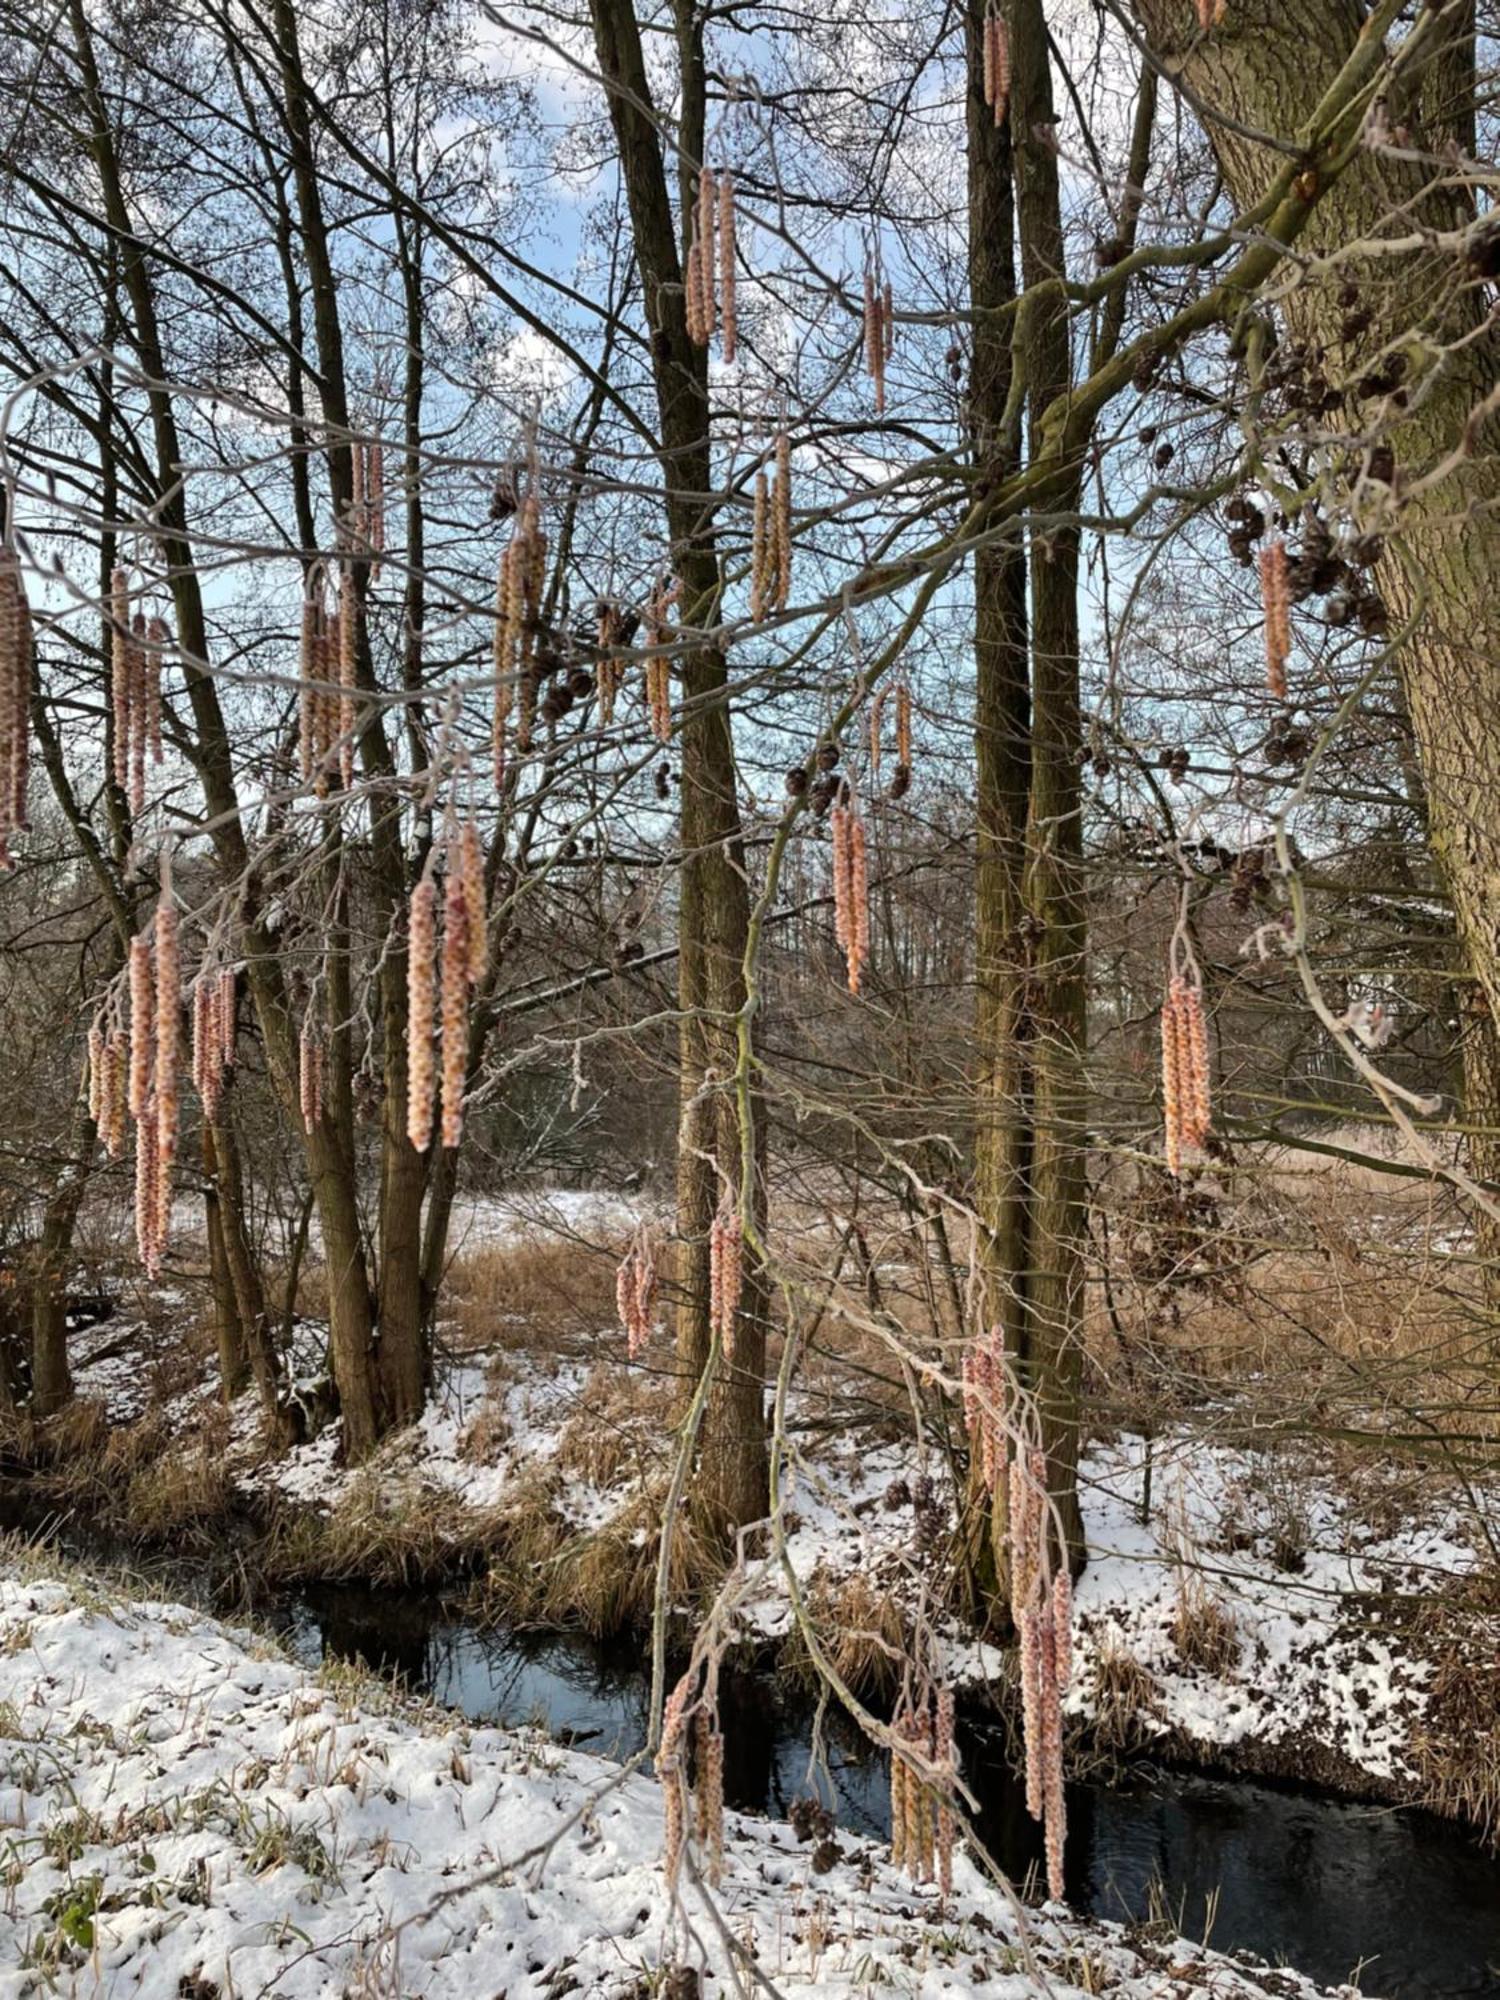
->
[192,964,237,1124]
[868,679,913,797]
[749,433,793,622]
[1010,1442,1072,1903]
[86,1016,129,1159]
[348,436,386,580]
[644,576,680,744]
[709,1191,743,1357]
[830,785,870,994]
[685,166,738,363]
[890,1684,958,1897]
[407,820,488,1152]
[1160,969,1212,1175]
[1259,538,1291,699]
[657,1664,725,1893]
[0,549,32,868]
[494,494,547,781]
[863,255,896,414]
[298,564,359,795]
[981,4,1010,123]
[1195,0,1227,27]
[615,1224,660,1359]
[110,572,167,817]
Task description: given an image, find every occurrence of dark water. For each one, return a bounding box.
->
[3,1483,1496,2000]
[278,1581,1500,2000]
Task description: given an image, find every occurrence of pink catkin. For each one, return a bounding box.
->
[709,1199,743,1357]
[128,933,154,1121]
[154,894,180,1196]
[440,867,471,1149]
[407,877,437,1152]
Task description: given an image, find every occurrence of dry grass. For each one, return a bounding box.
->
[553,1364,675,1490]
[470,1474,719,1636]
[269,1472,505,1587]
[784,1569,911,1697]
[1087,1639,1161,1751]
[1409,1569,1500,1847]
[443,1230,625,1357]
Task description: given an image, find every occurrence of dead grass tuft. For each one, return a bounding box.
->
[444,1230,624,1357]
[1087,1638,1161,1751]
[1410,1568,1500,1847]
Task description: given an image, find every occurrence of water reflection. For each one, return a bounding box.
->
[281,1582,1500,2000]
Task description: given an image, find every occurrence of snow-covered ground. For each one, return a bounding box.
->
[0,1563,1361,1999]
[60,1254,1496,1814]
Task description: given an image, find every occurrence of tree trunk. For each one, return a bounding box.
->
[29,1104,92,1419]
[588,0,767,1537]
[1132,3,1500,1028]
[966,0,1032,1604]
[204,1128,250,1402]
[1010,0,1087,1571]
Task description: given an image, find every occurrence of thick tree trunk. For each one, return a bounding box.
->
[29,1106,93,1418]
[207,1117,287,1434]
[1133,3,1500,1020]
[204,1130,250,1402]
[965,0,1032,1605]
[1010,0,1087,1571]
[588,0,767,1537]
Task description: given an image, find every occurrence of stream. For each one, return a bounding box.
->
[3,1490,1498,2000]
[276,1581,1500,2000]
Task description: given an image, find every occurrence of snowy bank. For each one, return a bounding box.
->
[0,1561,1360,1999]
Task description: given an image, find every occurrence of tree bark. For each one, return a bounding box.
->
[588,0,767,1537]
[1132,3,1500,1028]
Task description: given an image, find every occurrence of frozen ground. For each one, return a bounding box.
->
[0,1562,1361,1999]
[59,1210,1495,1811]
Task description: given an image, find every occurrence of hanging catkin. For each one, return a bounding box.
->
[698,165,717,343]
[709,1191,743,1357]
[830,788,869,994]
[128,931,155,1121]
[299,1016,323,1135]
[440,865,470,1149]
[864,257,889,413]
[1195,0,1226,27]
[773,432,792,611]
[1260,539,1291,699]
[1010,1442,1071,1902]
[1161,969,1212,1173]
[0,548,32,867]
[595,602,625,725]
[338,563,358,789]
[719,171,737,362]
[934,1686,956,1898]
[135,1090,162,1278]
[100,1028,128,1158]
[406,874,437,1151]
[350,430,366,552]
[299,568,325,786]
[458,817,488,984]
[983,6,1011,124]
[494,495,545,771]
[615,1224,660,1359]
[127,613,148,817]
[154,884,181,1213]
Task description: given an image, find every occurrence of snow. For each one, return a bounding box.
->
[0,1563,1360,1999]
